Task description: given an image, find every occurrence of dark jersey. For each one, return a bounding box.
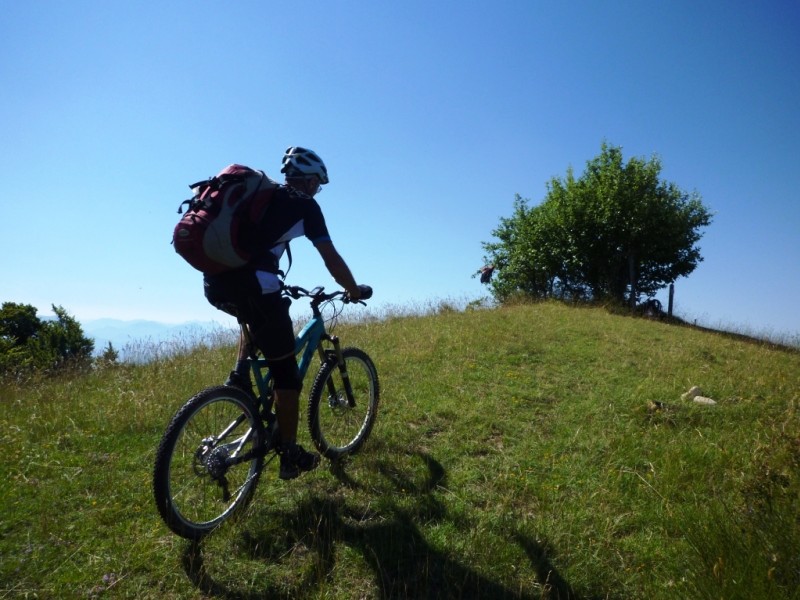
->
[205,184,332,296]
[250,185,331,292]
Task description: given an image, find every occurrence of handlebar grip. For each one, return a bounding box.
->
[358,284,373,300]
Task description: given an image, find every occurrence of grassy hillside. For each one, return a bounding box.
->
[2,301,798,599]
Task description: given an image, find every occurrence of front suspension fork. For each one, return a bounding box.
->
[319,335,356,407]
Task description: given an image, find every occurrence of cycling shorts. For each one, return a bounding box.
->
[204,272,295,360]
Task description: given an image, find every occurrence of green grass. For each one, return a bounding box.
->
[2,300,798,599]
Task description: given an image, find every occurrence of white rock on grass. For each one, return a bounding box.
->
[681,386,703,401]
[693,396,717,406]
[681,386,717,406]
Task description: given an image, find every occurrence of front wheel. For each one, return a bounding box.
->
[308,347,379,460]
[153,386,266,540]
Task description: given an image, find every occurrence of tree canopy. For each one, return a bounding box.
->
[0,302,94,377]
[482,143,712,305]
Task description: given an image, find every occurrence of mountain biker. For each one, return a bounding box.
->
[203,146,368,480]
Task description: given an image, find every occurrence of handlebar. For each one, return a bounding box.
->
[282,284,372,306]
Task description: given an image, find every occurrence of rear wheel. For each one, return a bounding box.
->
[153,386,266,540]
[308,347,379,460]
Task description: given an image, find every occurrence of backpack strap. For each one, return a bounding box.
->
[281,242,292,280]
[178,172,261,214]
[273,242,293,280]
[178,177,214,213]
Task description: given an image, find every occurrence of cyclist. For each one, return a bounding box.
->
[203,146,367,480]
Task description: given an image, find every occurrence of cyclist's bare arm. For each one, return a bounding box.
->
[315,241,361,299]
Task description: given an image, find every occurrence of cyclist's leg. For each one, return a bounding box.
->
[266,354,302,442]
[243,293,319,476]
[224,328,256,390]
[243,293,297,400]
[203,272,259,388]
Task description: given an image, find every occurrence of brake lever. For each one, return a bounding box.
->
[343,295,367,306]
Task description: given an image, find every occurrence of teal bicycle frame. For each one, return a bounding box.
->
[250,313,327,400]
[247,287,357,422]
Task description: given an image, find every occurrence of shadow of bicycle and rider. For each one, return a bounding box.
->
[182,451,602,600]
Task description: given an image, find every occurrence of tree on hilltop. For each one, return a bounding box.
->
[0,302,94,377]
[481,143,713,306]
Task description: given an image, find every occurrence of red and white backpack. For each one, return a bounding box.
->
[172,164,278,275]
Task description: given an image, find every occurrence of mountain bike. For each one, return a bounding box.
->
[152,285,379,540]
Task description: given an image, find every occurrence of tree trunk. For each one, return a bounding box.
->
[628,254,637,308]
[668,283,674,316]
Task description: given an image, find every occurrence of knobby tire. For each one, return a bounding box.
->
[153,386,266,540]
[307,347,379,460]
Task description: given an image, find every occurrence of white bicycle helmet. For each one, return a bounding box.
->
[280,147,329,184]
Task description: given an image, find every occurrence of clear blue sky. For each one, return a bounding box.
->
[2,1,799,339]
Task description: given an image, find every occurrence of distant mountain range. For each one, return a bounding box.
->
[82,319,236,361]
